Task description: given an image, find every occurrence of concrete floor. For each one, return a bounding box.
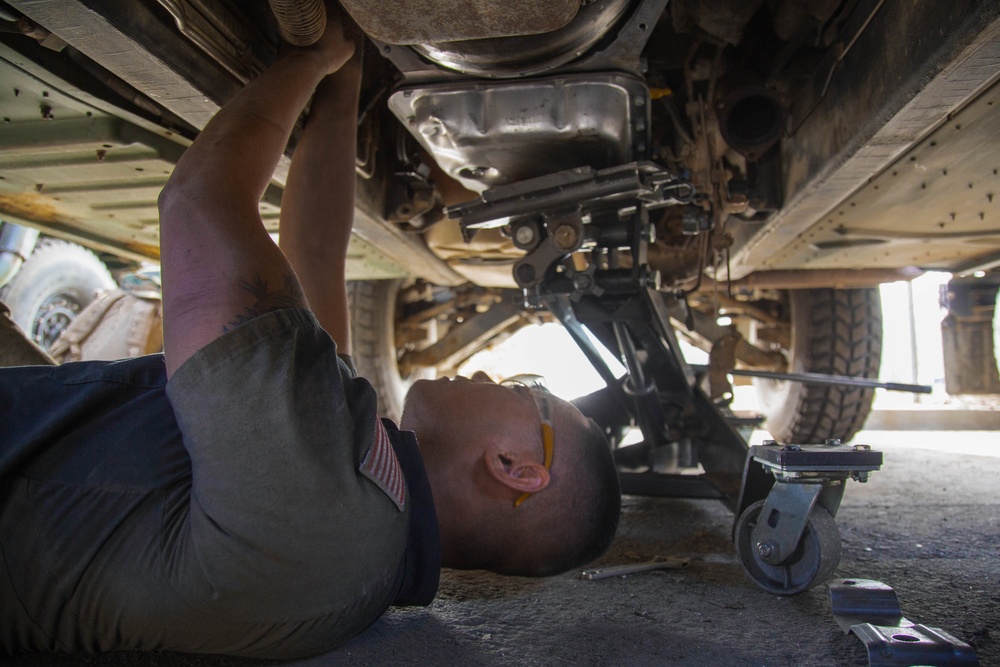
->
[9,431,999,666]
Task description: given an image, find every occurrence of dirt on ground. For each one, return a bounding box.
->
[8,435,999,666]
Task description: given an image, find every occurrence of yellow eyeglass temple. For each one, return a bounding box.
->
[513,388,554,508]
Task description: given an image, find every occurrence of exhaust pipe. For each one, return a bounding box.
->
[717,84,785,160]
[268,0,326,46]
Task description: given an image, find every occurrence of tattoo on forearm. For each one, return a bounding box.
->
[223,273,307,332]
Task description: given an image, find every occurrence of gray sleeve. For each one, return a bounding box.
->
[164,309,409,622]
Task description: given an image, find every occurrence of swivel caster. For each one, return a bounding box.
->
[734,499,841,595]
[732,441,882,595]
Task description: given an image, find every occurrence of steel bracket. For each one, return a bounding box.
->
[829,579,979,666]
[748,480,822,565]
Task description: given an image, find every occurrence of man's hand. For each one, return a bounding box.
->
[283,2,359,75]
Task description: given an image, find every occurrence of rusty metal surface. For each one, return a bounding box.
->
[942,317,1000,394]
[940,275,1000,394]
[339,0,580,45]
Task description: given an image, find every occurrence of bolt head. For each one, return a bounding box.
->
[641,268,662,291]
[642,223,656,244]
[514,225,535,246]
[553,224,579,250]
[756,541,776,559]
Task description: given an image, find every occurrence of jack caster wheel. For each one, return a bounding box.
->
[734,499,842,595]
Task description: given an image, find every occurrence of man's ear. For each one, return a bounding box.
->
[483,449,550,493]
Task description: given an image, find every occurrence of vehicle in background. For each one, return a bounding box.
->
[0,221,114,350]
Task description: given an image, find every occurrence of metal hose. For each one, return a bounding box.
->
[268,0,326,47]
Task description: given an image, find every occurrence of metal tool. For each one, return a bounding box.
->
[729,368,932,394]
[579,557,690,580]
[829,578,979,666]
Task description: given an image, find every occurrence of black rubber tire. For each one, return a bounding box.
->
[993,284,1000,377]
[348,278,432,422]
[0,239,114,350]
[755,288,882,444]
[734,499,842,595]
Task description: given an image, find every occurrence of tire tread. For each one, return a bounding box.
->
[766,288,882,443]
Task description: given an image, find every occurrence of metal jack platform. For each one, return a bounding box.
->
[451,162,893,594]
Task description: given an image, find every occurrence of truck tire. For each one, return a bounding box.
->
[755,287,882,444]
[0,239,115,351]
[994,284,1000,377]
[348,278,432,422]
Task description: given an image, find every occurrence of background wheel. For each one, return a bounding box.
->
[993,283,1000,377]
[755,287,882,443]
[734,499,842,595]
[0,239,114,350]
[348,278,434,422]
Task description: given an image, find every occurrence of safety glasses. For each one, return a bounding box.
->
[500,375,554,508]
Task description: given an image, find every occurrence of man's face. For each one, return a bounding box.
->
[400,373,587,470]
[399,374,537,452]
[397,374,549,519]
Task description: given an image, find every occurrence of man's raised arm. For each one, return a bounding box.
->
[157,10,355,377]
[278,52,362,354]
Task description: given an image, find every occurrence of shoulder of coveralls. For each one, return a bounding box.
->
[158,307,410,632]
[383,418,442,607]
[166,308,348,388]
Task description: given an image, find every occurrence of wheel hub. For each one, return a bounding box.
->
[32,294,82,349]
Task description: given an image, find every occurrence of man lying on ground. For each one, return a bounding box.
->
[0,7,620,660]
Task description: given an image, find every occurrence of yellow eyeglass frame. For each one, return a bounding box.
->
[501,376,554,508]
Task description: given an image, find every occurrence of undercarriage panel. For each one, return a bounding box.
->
[728,0,1000,278]
[761,75,1000,274]
[1,0,1000,287]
